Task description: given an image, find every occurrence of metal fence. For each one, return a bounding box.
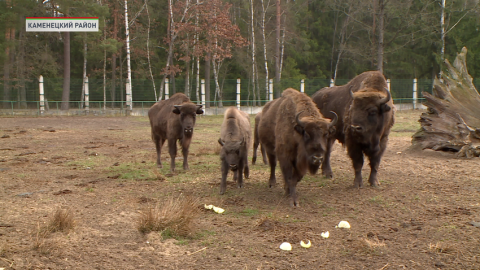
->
[1,77,479,115]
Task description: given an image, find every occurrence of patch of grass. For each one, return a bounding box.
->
[137,196,200,237]
[369,195,385,204]
[109,162,164,181]
[240,208,259,216]
[66,156,106,169]
[428,242,455,254]
[33,208,75,253]
[47,208,76,233]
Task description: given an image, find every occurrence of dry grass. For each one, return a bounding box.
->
[47,208,76,233]
[32,208,75,253]
[137,196,200,237]
[196,145,217,156]
[428,242,455,254]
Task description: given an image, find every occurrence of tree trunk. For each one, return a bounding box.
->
[250,0,257,106]
[125,0,132,111]
[377,0,384,73]
[18,29,27,109]
[145,0,157,101]
[205,53,211,108]
[411,47,480,158]
[3,0,14,109]
[61,32,71,111]
[111,1,118,108]
[81,34,87,108]
[260,0,269,103]
[274,0,281,98]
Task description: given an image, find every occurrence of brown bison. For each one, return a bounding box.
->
[218,107,252,194]
[258,88,337,206]
[252,111,267,165]
[148,93,203,172]
[311,71,395,188]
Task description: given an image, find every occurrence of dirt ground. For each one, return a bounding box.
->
[0,110,479,270]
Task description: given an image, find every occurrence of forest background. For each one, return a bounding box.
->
[1,0,480,109]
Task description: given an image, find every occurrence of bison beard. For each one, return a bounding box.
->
[312,71,395,188]
[258,88,336,206]
[148,93,203,173]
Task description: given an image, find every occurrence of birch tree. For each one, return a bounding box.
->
[250,0,257,106]
[125,0,132,110]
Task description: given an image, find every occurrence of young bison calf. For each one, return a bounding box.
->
[218,107,252,194]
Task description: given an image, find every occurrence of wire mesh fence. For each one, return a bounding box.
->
[1,77,479,115]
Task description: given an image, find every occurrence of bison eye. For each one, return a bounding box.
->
[368,110,377,116]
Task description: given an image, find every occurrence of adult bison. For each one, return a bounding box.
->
[218,107,252,194]
[148,93,203,172]
[311,71,395,188]
[258,88,337,206]
[252,112,267,165]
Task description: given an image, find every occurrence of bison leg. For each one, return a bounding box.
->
[243,154,250,179]
[181,137,192,170]
[252,140,260,165]
[220,160,229,194]
[168,138,177,173]
[321,138,335,178]
[266,151,277,187]
[237,162,244,189]
[348,145,364,188]
[367,144,386,187]
[153,134,165,168]
[279,159,301,207]
[261,144,268,165]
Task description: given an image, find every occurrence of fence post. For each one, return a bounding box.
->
[39,75,45,115]
[330,78,335,87]
[300,79,305,93]
[201,79,206,114]
[85,76,89,113]
[387,79,391,92]
[236,78,241,109]
[413,78,418,109]
[269,79,274,101]
[165,78,170,100]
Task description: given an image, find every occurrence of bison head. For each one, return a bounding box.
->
[218,138,246,171]
[294,111,337,174]
[348,88,391,150]
[173,104,204,136]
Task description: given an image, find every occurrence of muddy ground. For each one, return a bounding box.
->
[0,110,479,270]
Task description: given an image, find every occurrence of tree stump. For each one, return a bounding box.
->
[411,47,480,158]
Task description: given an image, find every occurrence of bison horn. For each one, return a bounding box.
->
[378,89,391,105]
[350,90,355,99]
[328,111,338,128]
[174,105,182,110]
[295,111,305,128]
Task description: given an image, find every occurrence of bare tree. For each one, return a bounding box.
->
[124,0,132,111]
[274,0,280,98]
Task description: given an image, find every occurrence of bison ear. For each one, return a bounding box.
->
[196,105,204,114]
[381,104,391,113]
[173,105,182,114]
[329,126,336,135]
[294,124,304,135]
[218,138,225,146]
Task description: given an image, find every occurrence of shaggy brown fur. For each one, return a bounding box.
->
[311,71,395,188]
[218,107,252,194]
[148,93,203,172]
[252,112,267,165]
[258,88,336,206]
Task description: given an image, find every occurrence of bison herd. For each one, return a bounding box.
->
[148,71,395,206]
